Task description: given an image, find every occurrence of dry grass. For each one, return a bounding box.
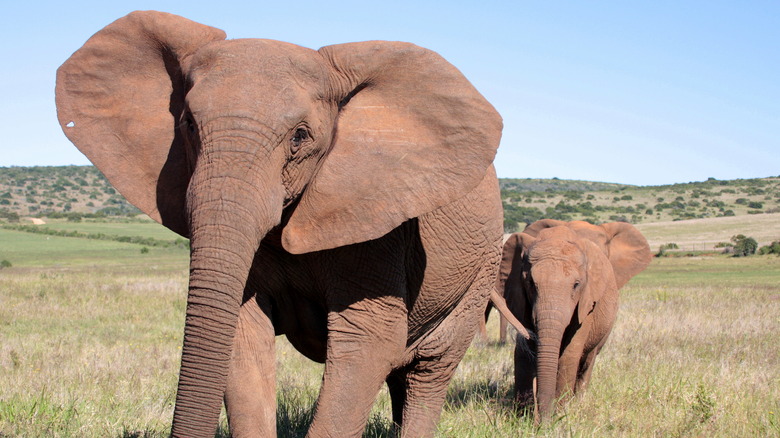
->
[2,250,779,436]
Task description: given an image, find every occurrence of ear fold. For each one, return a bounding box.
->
[281,41,502,254]
[600,222,653,289]
[578,240,617,323]
[498,233,536,326]
[522,219,567,237]
[55,11,226,236]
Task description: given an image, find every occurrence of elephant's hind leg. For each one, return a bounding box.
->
[224,296,277,437]
[398,267,496,437]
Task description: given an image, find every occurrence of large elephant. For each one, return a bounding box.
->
[498,220,651,420]
[55,11,504,438]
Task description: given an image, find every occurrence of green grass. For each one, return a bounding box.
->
[38,220,183,241]
[1,222,779,436]
[0,228,188,269]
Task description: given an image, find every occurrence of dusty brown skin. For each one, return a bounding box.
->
[497,220,651,421]
[55,11,504,438]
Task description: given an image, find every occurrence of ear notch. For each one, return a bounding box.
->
[55,11,226,236]
[578,240,616,323]
[281,41,502,254]
[600,222,652,289]
[498,233,536,324]
[522,219,567,237]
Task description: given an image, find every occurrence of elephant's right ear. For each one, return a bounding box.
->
[55,11,226,237]
[522,219,567,237]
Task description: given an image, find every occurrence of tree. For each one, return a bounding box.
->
[731,234,758,257]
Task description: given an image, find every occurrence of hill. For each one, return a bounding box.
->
[1,166,778,247]
[501,176,780,231]
[0,166,139,221]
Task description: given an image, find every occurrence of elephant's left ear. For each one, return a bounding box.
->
[579,240,616,323]
[281,41,502,254]
[601,222,653,289]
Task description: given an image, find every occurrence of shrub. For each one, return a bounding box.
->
[0,260,11,268]
[656,243,679,257]
[748,201,763,209]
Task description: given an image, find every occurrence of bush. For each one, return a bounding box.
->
[0,260,11,268]
[758,241,780,255]
[731,234,758,257]
[656,243,679,257]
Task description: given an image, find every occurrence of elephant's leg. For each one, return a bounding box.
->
[386,370,408,431]
[575,334,609,394]
[477,304,491,342]
[513,339,536,412]
[307,293,407,437]
[224,296,276,438]
[398,269,495,438]
[498,313,508,344]
[555,328,588,405]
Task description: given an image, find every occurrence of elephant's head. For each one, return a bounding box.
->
[498,220,651,419]
[56,11,501,437]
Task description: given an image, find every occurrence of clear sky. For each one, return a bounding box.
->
[1,1,777,186]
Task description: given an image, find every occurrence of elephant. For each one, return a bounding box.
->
[497,219,651,421]
[55,11,505,438]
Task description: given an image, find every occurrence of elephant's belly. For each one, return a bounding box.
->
[270,292,328,363]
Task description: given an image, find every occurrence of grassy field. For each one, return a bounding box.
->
[635,212,780,251]
[1,223,779,436]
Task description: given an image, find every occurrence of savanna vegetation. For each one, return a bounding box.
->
[501,176,780,232]
[1,166,779,436]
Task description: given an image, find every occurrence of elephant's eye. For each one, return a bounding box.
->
[573,280,581,290]
[183,116,197,137]
[290,128,310,154]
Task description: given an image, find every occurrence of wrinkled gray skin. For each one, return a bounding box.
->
[498,220,651,421]
[55,11,504,438]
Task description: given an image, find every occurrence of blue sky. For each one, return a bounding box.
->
[1,1,777,186]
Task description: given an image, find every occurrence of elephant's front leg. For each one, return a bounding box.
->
[555,326,589,405]
[307,292,407,437]
[224,296,277,437]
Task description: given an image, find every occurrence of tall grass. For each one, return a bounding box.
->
[1,240,778,436]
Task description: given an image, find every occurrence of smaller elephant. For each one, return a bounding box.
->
[499,219,651,420]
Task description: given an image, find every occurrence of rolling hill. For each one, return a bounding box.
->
[1,166,778,249]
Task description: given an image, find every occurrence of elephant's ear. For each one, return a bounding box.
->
[498,233,535,325]
[578,240,617,323]
[55,11,226,237]
[281,41,502,254]
[522,219,567,237]
[600,222,652,289]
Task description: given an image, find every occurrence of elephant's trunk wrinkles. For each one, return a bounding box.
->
[171,155,282,438]
[534,306,565,422]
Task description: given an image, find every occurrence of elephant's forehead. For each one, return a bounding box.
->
[187,39,328,94]
[528,238,581,264]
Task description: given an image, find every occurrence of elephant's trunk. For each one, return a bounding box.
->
[171,151,284,438]
[534,306,565,422]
